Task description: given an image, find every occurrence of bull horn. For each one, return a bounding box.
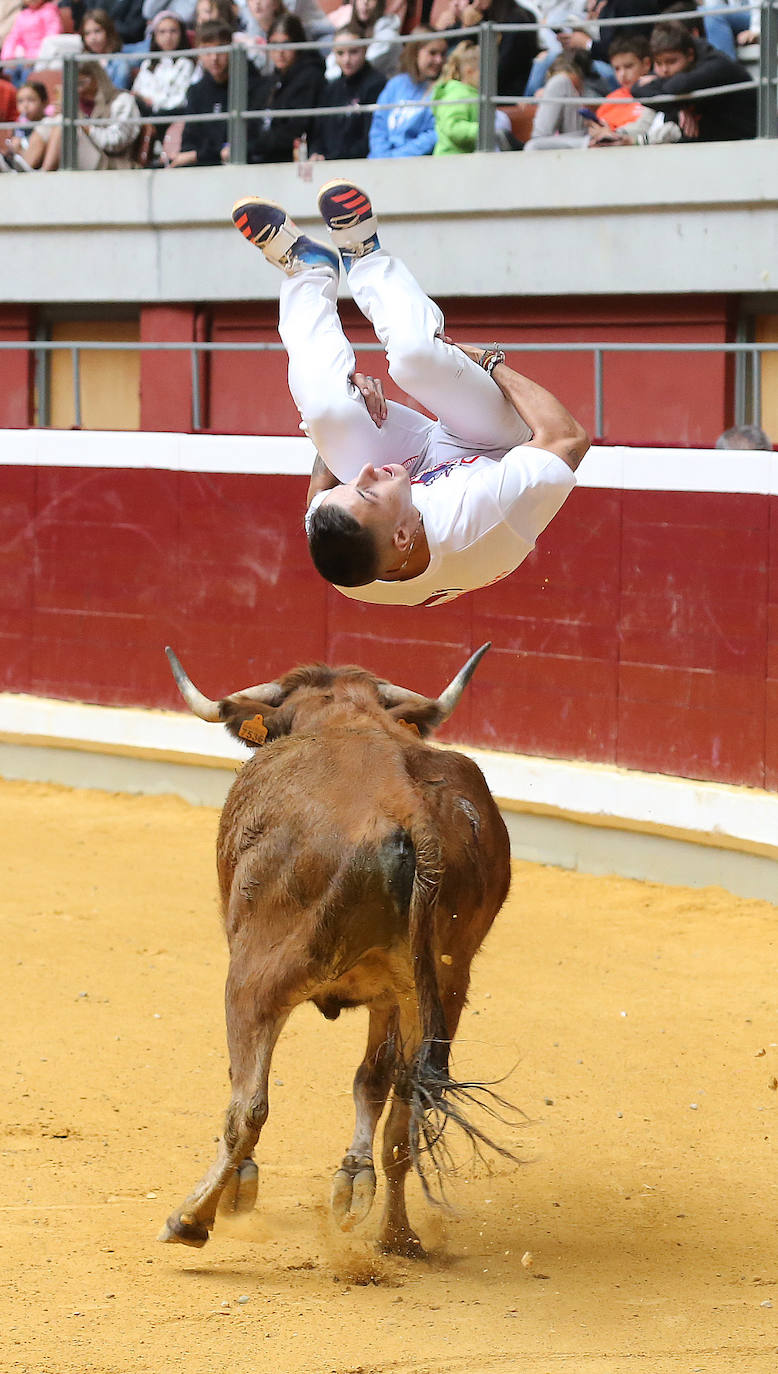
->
[378,642,491,721]
[436,641,491,720]
[165,647,222,722]
[166,647,285,721]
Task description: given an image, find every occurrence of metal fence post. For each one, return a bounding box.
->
[61,56,78,171]
[758,0,778,138]
[34,326,50,428]
[229,42,249,164]
[594,348,603,437]
[478,22,498,152]
[750,343,763,424]
[191,345,202,431]
[72,347,82,427]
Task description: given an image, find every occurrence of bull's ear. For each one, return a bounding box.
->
[386,701,444,738]
[218,697,288,748]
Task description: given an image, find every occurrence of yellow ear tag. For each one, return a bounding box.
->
[238,713,268,745]
[397,718,421,736]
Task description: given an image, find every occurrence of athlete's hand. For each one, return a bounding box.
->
[351,372,387,428]
[439,336,484,366]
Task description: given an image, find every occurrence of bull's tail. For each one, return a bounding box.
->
[403,825,519,1201]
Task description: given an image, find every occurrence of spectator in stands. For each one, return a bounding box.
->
[586,34,680,144]
[660,0,704,41]
[169,17,232,163]
[80,8,132,88]
[132,10,194,135]
[233,0,283,76]
[144,0,197,28]
[716,424,773,450]
[637,20,756,141]
[526,17,617,97]
[324,0,400,82]
[562,0,660,65]
[1,0,22,46]
[0,76,48,166]
[195,0,235,22]
[33,57,140,165]
[368,25,445,157]
[432,0,538,98]
[523,49,609,148]
[1,0,61,67]
[310,24,384,159]
[271,0,333,43]
[699,0,758,62]
[0,71,18,123]
[235,0,333,50]
[246,11,324,163]
[103,0,146,43]
[432,39,480,154]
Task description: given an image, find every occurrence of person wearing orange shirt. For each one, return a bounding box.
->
[588,35,680,145]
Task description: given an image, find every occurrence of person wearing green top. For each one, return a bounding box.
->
[432,41,480,155]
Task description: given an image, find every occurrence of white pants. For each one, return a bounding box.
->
[278,250,531,484]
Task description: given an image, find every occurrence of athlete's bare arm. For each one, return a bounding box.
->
[491,363,590,471]
[456,344,589,472]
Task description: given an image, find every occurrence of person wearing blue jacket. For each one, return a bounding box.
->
[369,26,446,158]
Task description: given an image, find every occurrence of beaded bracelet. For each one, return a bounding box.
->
[478,345,506,377]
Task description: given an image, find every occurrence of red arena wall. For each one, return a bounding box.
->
[2,440,776,793]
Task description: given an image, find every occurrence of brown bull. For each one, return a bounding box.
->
[160,643,511,1257]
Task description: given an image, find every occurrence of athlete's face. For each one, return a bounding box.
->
[323,464,415,560]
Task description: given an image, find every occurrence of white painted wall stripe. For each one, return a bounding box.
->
[1,691,776,861]
[2,430,777,495]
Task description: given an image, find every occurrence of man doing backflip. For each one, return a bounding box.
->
[232,181,589,608]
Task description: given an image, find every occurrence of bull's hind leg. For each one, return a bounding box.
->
[377,982,469,1257]
[160,1010,287,1248]
[377,1091,424,1258]
[216,1155,259,1216]
[331,1006,397,1231]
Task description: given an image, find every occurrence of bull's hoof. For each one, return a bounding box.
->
[331,1162,377,1231]
[378,1225,426,1259]
[158,1212,210,1248]
[217,1158,259,1216]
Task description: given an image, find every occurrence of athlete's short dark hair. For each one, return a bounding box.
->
[307,504,381,587]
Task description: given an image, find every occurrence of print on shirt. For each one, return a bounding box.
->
[412,455,480,487]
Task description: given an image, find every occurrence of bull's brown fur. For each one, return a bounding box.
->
[160,655,511,1257]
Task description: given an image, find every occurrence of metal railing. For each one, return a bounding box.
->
[1,336,775,434]
[0,2,775,165]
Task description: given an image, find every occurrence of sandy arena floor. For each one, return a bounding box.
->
[1,776,776,1374]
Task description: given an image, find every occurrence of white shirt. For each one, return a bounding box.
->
[323,445,576,608]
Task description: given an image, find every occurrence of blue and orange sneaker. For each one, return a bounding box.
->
[231,196,339,276]
[316,180,380,272]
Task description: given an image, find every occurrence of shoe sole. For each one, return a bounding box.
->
[317,180,379,254]
[232,195,337,274]
[232,194,287,243]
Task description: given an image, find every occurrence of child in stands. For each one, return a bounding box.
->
[324,0,400,82]
[587,35,680,145]
[310,25,385,160]
[0,77,48,168]
[80,7,132,89]
[169,17,231,164]
[1,0,61,67]
[132,9,195,132]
